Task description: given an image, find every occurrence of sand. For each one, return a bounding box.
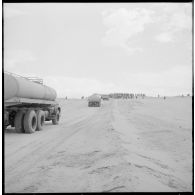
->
[4,96,192,192]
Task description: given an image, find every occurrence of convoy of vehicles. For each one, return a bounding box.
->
[4,71,142,133]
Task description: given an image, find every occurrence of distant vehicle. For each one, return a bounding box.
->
[101,95,109,100]
[4,72,61,134]
[88,95,101,107]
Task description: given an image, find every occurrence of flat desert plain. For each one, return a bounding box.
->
[4,97,192,192]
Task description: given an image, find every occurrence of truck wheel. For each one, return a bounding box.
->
[14,111,25,133]
[36,110,45,131]
[24,110,37,133]
[52,111,60,125]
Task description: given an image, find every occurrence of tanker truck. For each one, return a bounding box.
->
[88,94,101,107]
[4,72,61,134]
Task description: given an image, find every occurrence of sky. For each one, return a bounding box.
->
[3,3,192,98]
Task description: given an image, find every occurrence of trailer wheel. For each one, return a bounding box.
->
[14,111,25,133]
[52,111,60,125]
[36,110,45,131]
[24,110,37,133]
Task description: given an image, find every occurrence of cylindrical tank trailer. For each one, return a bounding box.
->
[4,72,61,134]
[4,73,57,101]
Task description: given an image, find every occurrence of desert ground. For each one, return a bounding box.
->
[4,96,192,192]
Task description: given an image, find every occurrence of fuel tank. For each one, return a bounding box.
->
[4,73,57,101]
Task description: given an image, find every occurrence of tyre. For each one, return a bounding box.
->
[14,111,25,133]
[52,110,60,125]
[24,110,37,133]
[36,110,45,131]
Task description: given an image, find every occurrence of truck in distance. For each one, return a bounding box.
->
[4,72,61,134]
[101,94,109,101]
[88,94,101,107]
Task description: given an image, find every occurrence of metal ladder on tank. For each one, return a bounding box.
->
[4,71,43,84]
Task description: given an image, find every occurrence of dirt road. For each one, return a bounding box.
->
[4,97,192,192]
